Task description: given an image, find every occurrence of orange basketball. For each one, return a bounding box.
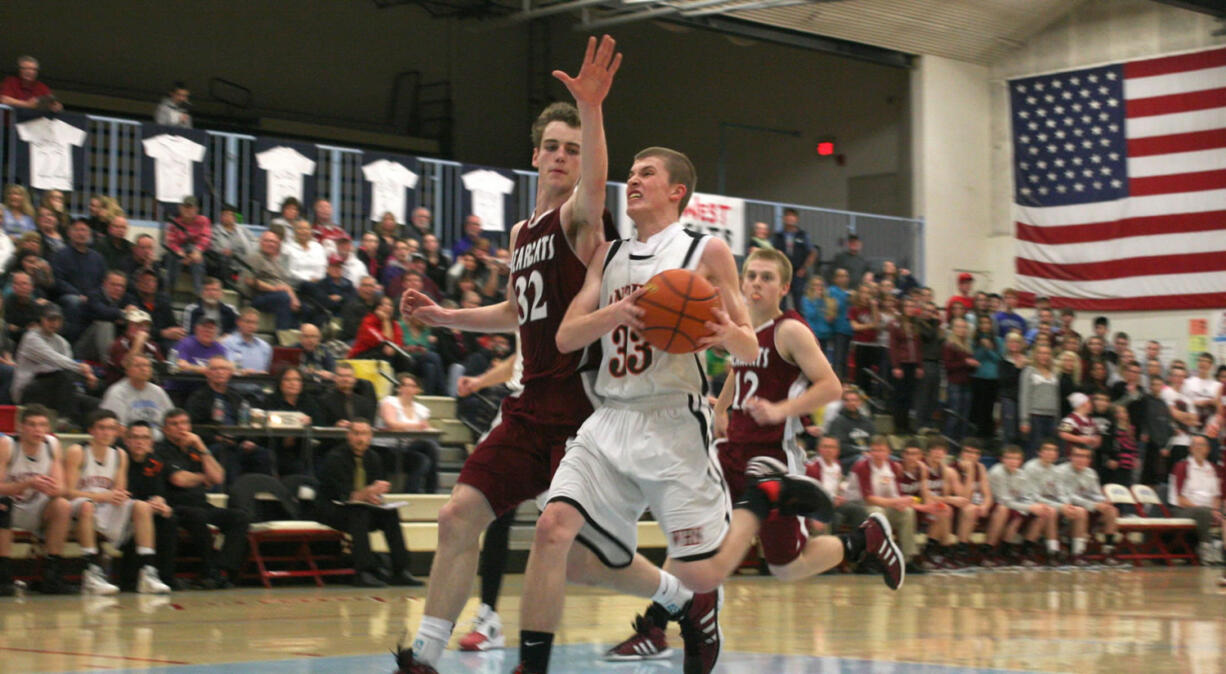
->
[635,269,722,354]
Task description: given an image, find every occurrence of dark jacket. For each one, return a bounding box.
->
[52,244,107,297]
[155,440,209,508]
[183,301,238,335]
[918,317,944,362]
[317,381,377,427]
[186,384,246,446]
[93,235,134,272]
[126,290,179,349]
[307,276,356,315]
[340,295,379,342]
[4,294,43,346]
[828,409,877,462]
[127,452,168,501]
[83,288,127,325]
[318,445,386,507]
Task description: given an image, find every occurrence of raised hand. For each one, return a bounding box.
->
[401,290,448,326]
[553,34,622,108]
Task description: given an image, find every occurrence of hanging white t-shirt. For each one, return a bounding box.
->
[15,117,87,191]
[461,169,515,232]
[363,159,418,224]
[256,146,316,211]
[142,134,207,204]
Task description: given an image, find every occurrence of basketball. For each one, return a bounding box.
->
[635,268,722,354]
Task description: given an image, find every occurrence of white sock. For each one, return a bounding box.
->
[411,616,454,666]
[137,546,156,556]
[1046,539,1059,553]
[650,571,693,617]
[1071,538,1086,556]
[81,547,98,556]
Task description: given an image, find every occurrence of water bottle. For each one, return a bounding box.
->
[239,400,251,426]
[166,348,179,374]
[213,397,225,424]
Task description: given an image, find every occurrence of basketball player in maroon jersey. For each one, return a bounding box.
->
[923,438,972,567]
[954,438,994,563]
[395,36,626,673]
[605,248,904,662]
[896,439,953,569]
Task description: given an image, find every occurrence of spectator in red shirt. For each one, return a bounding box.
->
[164,196,212,296]
[349,295,414,374]
[312,198,347,253]
[888,297,923,434]
[945,272,974,322]
[0,56,61,111]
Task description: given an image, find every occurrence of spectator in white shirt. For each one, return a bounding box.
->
[280,220,327,288]
[154,82,192,128]
[210,204,253,279]
[99,355,173,435]
[1184,352,1222,432]
[1169,435,1224,563]
[803,436,867,533]
[1161,364,1200,468]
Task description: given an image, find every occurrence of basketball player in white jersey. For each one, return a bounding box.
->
[64,409,170,594]
[0,405,75,595]
[514,148,829,674]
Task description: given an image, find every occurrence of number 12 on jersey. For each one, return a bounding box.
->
[730,370,759,409]
[515,270,547,325]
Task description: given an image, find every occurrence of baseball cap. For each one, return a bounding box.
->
[41,303,63,320]
[196,316,218,326]
[957,272,973,282]
[1067,392,1089,410]
[181,195,199,208]
[327,255,344,266]
[124,308,152,323]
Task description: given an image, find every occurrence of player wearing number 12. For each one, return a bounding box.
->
[395,36,622,674]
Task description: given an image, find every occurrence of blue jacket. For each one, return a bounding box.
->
[52,245,107,297]
[799,295,833,340]
[828,286,853,336]
[972,334,1003,380]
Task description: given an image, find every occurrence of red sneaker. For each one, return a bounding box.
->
[391,646,438,674]
[603,614,672,661]
[458,604,505,651]
[678,587,722,674]
[862,513,905,590]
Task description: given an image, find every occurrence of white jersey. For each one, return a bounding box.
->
[76,446,121,494]
[6,436,57,504]
[595,223,711,403]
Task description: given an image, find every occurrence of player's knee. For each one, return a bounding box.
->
[437,501,486,547]
[49,497,71,517]
[672,564,721,594]
[532,505,581,551]
[132,500,152,518]
[78,500,95,518]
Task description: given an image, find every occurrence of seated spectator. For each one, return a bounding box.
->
[479,249,510,302]
[1169,435,1224,564]
[0,405,75,595]
[0,56,62,111]
[349,296,414,373]
[983,445,1057,567]
[261,367,322,476]
[408,254,443,302]
[268,197,301,240]
[827,388,875,471]
[898,440,956,569]
[35,206,66,254]
[1024,440,1082,562]
[400,314,444,396]
[52,219,108,337]
[127,268,183,353]
[210,204,253,281]
[4,270,47,348]
[316,420,421,587]
[155,81,192,127]
[1057,445,1122,564]
[185,356,272,482]
[100,354,174,432]
[340,276,381,342]
[10,248,56,297]
[121,422,180,589]
[182,276,239,336]
[172,316,228,375]
[318,362,377,428]
[451,214,484,259]
[305,255,356,325]
[241,231,301,331]
[164,196,212,297]
[421,233,450,290]
[296,322,336,384]
[375,373,441,494]
[12,304,99,429]
[804,436,868,534]
[76,269,133,362]
[381,239,413,301]
[311,199,347,254]
[85,195,118,236]
[282,220,328,289]
[445,251,486,301]
[374,212,402,262]
[221,308,271,396]
[357,232,384,282]
[39,189,70,233]
[334,235,367,287]
[1,184,35,237]
[128,234,160,281]
[157,408,250,589]
[93,215,134,273]
[850,436,920,572]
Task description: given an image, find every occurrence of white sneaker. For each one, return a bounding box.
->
[138,565,171,594]
[81,564,119,596]
[458,604,506,651]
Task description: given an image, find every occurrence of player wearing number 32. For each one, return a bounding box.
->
[512,148,840,674]
[395,36,623,674]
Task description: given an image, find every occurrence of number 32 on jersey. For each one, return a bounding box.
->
[515,270,547,325]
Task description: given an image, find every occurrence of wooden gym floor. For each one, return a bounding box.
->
[2,566,1223,673]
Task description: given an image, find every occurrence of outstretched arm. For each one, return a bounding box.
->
[402,222,523,332]
[557,241,644,353]
[557,35,622,266]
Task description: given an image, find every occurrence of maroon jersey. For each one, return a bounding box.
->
[502,208,613,426]
[898,462,927,498]
[925,461,947,495]
[958,461,986,504]
[726,311,808,445]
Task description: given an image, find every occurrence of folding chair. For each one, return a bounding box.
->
[1130,484,1199,565]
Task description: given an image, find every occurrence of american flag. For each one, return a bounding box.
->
[1010,46,1226,311]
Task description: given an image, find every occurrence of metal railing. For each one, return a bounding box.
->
[0,104,924,275]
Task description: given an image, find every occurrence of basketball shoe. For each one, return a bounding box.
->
[392,646,439,674]
[138,565,171,594]
[81,564,119,596]
[677,586,722,674]
[459,604,506,651]
[604,613,672,661]
[861,513,905,590]
[742,457,832,519]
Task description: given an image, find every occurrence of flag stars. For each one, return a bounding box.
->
[1038,186,1049,195]
[1110,179,1122,188]
[1073,183,1085,192]
[1087,74,1098,83]
[1035,81,1046,91]
[1105,71,1117,80]
[1107,98,1119,107]
[1056,184,1068,193]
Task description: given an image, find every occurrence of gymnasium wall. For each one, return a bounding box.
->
[0,1,909,213]
[986,0,1226,359]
